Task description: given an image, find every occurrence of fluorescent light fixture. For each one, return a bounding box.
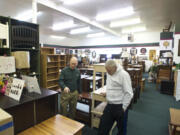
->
[96,7,134,21]
[122,25,146,34]
[110,18,141,28]
[50,35,66,39]
[61,0,85,5]
[52,20,77,31]
[15,10,42,21]
[86,32,105,38]
[70,27,92,34]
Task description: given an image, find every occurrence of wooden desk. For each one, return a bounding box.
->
[169,108,180,135]
[18,114,84,135]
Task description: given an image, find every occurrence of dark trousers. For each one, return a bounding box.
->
[98,104,124,135]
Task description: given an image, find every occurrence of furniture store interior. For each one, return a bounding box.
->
[0,0,180,135]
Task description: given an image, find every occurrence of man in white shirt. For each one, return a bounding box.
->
[98,59,133,135]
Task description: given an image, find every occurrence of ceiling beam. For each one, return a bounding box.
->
[37,0,121,37]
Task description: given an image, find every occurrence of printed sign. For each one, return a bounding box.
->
[0,56,16,73]
[7,78,24,101]
[22,75,41,94]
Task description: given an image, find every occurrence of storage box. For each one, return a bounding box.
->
[11,51,30,69]
[0,108,14,135]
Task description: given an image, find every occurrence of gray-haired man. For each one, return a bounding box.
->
[98,59,133,135]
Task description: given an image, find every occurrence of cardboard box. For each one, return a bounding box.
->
[11,51,30,69]
[0,108,14,135]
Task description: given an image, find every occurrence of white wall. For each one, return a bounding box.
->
[40,31,161,46]
[173,34,180,63]
[39,34,82,46]
[74,31,161,46]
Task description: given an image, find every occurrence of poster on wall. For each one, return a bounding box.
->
[160,39,173,50]
[149,50,156,61]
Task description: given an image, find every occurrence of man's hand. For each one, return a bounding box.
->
[64,87,70,93]
[100,92,106,97]
[78,94,82,100]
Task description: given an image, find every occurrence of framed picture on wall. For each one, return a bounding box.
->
[130,48,137,55]
[122,48,127,52]
[140,48,147,54]
[149,50,156,61]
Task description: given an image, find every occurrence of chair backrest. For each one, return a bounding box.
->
[158,69,171,80]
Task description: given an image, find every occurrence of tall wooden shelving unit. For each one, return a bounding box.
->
[40,47,66,90]
[0,16,40,82]
[91,64,106,128]
[91,64,116,135]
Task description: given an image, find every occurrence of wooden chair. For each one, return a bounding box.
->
[169,108,180,135]
[156,68,171,90]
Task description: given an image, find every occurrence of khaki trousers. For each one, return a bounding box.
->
[60,90,78,119]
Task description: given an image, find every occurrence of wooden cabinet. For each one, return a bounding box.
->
[41,52,66,90]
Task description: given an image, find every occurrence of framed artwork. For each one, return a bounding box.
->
[122,48,127,52]
[130,48,137,55]
[92,51,96,58]
[140,48,147,54]
[149,50,156,61]
[160,39,173,50]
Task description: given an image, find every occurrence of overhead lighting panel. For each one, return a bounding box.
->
[52,20,77,31]
[86,32,105,38]
[50,35,66,39]
[70,27,92,34]
[96,7,134,21]
[60,0,85,5]
[15,10,42,21]
[110,18,141,28]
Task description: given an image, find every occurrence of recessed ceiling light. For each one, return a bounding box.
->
[60,0,85,5]
[110,18,141,28]
[122,25,146,34]
[96,7,134,21]
[52,20,77,31]
[86,32,105,38]
[15,10,42,21]
[50,35,66,39]
[70,27,92,34]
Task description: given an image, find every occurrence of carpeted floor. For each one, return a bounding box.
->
[82,74,180,135]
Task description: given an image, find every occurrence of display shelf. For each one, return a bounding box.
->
[11,48,39,51]
[0,16,40,84]
[41,47,54,55]
[40,51,66,90]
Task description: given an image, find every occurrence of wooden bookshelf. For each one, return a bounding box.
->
[40,48,66,90]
